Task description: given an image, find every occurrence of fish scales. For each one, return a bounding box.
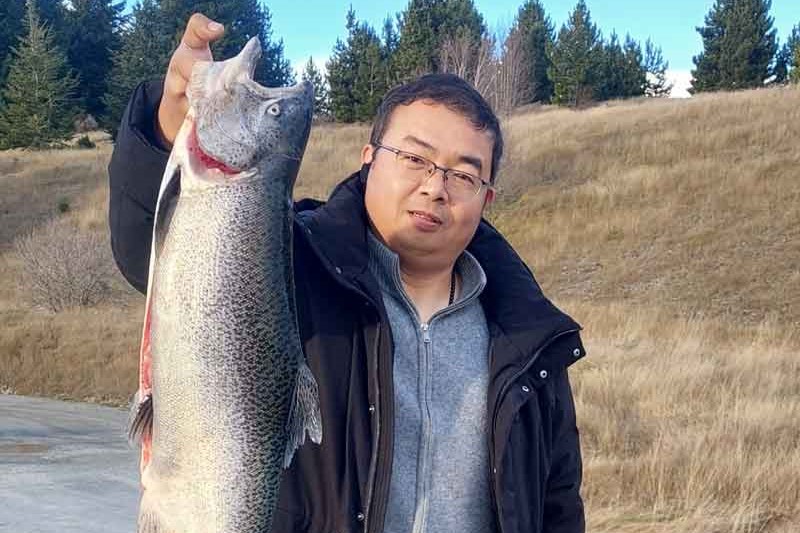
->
[129,37,320,533]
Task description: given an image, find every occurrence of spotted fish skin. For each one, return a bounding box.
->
[128,37,319,533]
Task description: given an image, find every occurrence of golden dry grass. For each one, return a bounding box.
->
[1,86,798,531]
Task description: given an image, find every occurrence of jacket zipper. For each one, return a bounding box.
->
[363,318,382,532]
[489,326,581,533]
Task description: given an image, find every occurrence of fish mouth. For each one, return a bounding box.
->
[188,121,242,175]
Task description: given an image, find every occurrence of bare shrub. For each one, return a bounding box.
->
[439,27,531,116]
[493,26,532,116]
[12,217,113,312]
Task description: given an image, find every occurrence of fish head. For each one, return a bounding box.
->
[185,37,313,183]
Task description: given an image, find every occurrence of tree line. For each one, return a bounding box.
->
[0,0,798,149]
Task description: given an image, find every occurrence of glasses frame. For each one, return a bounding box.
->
[372,142,495,200]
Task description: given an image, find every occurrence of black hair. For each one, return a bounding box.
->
[369,73,504,184]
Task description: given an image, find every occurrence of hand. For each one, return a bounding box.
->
[156,13,225,147]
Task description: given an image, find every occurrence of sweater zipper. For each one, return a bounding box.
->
[412,322,433,533]
[489,326,580,533]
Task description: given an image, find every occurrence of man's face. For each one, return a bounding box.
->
[362,100,496,267]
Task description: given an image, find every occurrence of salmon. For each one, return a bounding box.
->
[127,37,320,533]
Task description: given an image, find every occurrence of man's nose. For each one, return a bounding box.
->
[418,168,448,200]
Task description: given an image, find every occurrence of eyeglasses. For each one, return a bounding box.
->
[372,142,493,201]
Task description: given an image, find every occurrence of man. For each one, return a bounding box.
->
[108,13,588,533]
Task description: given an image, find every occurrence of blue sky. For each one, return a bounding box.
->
[126,1,800,96]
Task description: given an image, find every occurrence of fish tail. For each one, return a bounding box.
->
[282,357,323,468]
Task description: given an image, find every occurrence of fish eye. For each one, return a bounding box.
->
[268,104,281,116]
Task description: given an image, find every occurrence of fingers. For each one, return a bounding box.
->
[158,13,225,145]
[181,12,225,50]
[168,13,224,85]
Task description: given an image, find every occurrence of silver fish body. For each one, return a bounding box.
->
[129,37,320,533]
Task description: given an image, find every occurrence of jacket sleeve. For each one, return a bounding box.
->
[542,368,585,533]
[107,79,170,295]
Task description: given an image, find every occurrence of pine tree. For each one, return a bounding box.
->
[773,40,791,84]
[691,0,778,93]
[158,0,293,87]
[301,57,330,120]
[326,7,390,122]
[1,0,69,89]
[0,0,77,149]
[594,31,626,100]
[510,0,554,103]
[620,34,647,97]
[103,0,172,136]
[65,0,125,120]
[381,15,400,88]
[792,45,800,84]
[643,39,672,97]
[0,0,26,89]
[548,0,602,106]
[393,0,485,82]
[783,23,800,84]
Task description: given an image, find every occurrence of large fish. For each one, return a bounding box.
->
[128,37,321,533]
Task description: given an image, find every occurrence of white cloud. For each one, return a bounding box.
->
[666,70,693,98]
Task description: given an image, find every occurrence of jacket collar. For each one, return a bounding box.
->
[295,165,582,364]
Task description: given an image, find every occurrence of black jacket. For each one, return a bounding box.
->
[108,80,588,533]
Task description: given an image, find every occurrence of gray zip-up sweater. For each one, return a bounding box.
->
[366,228,494,533]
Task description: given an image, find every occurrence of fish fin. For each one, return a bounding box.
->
[128,390,153,445]
[282,359,323,468]
[137,505,164,533]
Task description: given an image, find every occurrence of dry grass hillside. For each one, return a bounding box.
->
[1,86,799,532]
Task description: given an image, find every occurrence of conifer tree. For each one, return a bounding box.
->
[393,0,485,81]
[104,0,172,136]
[783,23,800,84]
[792,45,800,84]
[691,0,778,93]
[1,0,68,89]
[381,15,400,88]
[327,7,390,122]
[643,39,672,97]
[594,31,626,100]
[159,0,293,87]
[620,34,647,97]
[510,0,554,103]
[0,0,77,149]
[548,0,602,106]
[65,0,125,119]
[773,41,791,84]
[301,57,330,120]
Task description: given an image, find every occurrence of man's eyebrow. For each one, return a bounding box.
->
[401,134,484,174]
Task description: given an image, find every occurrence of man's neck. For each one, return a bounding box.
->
[399,259,458,324]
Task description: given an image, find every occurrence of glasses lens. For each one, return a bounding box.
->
[396,151,428,171]
[445,170,481,199]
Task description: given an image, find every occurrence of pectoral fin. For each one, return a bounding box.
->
[282,358,323,468]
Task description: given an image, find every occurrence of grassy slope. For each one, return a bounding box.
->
[1,88,798,531]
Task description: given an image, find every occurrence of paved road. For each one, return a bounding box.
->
[0,394,140,533]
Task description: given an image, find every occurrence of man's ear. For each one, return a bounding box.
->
[361,143,375,165]
[482,187,496,210]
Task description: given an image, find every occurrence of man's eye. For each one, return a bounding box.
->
[401,154,427,166]
[450,171,477,185]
